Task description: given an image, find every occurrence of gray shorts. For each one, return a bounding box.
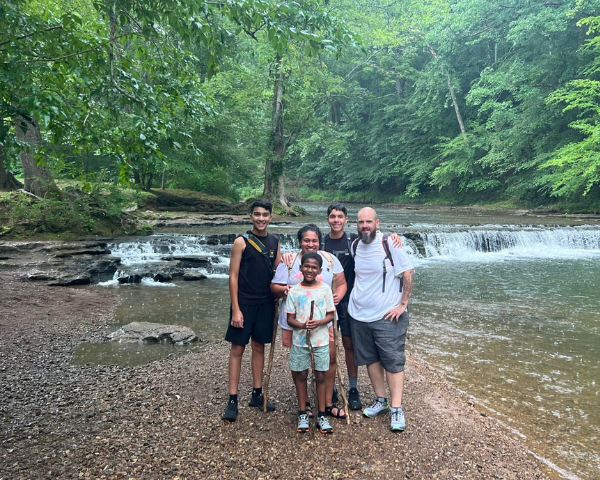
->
[350,311,409,373]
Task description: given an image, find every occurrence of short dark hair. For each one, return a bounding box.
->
[327,202,347,216]
[301,251,322,268]
[297,223,322,244]
[249,199,273,213]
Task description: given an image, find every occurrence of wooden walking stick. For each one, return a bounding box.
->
[332,277,350,424]
[263,301,279,413]
[306,300,318,417]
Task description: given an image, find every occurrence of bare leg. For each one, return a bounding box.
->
[292,370,309,411]
[342,334,358,378]
[386,370,405,408]
[228,343,246,395]
[315,371,327,413]
[250,339,265,389]
[366,361,386,398]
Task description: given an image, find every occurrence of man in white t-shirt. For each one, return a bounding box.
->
[348,207,415,431]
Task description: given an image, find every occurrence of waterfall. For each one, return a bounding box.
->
[101,227,600,282]
[419,227,600,260]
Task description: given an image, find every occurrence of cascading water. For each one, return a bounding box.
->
[101,227,600,283]
[419,226,600,260]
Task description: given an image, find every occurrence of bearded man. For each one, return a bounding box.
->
[348,207,415,431]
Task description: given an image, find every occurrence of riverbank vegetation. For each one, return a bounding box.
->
[2,0,600,216]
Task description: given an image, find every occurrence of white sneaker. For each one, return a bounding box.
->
[317,415,333,434]
[297,413,309,433]
[363,397,389,417]
[390,407,405,431]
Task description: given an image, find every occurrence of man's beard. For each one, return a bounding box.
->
[360,229,377,244]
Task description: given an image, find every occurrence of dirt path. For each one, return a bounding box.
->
[0,272,551,479]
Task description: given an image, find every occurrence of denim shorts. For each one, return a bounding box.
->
[289,344,329,372]
[350,311,409,373]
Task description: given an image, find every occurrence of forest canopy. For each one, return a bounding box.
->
[2,0,600,212]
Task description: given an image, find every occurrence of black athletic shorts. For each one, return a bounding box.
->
[225,301,276,346]
[336,299,352,337]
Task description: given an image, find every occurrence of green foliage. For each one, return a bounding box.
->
[3,0,600,217]
[0,184,148,237]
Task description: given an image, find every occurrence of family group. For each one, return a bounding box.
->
[222,200,415,434]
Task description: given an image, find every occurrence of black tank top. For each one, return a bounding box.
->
[237,231,279,305]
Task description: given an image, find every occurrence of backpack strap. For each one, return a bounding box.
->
[381,233,402,293]
[319,251,335,273]
[285,252,300,279]
[241,233,274,271]
[320,234,326,251]
[346,233,353,255]
[351,238,359,257]
[382,233,394,267]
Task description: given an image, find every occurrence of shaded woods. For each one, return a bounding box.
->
[2,0,600,212]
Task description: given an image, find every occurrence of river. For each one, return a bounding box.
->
[73,203,600,480]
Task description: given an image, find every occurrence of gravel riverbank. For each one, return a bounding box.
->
[0,272,551,479]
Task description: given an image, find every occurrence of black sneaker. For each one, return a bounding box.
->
[248,394,276,412]
[332,384,339,404]
[222,400,238,422]
[348,388,363,410]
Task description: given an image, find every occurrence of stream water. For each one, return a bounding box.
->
[72,203,600,480]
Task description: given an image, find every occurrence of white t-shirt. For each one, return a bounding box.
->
[348,231,413,322]
[272,251,343,330]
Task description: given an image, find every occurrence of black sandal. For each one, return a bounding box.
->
[305,402,314,418]
[325,404,346,419]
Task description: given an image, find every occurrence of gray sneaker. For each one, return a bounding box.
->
[317,415,333,434]
[297,413,310,433]
[363,397,389,417]
[390,407,405,431]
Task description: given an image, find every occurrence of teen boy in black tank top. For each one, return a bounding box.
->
[223,199,281,422]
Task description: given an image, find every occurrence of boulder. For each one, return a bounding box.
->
[182,270,207,281]
[107,322,197,345]
[117,274,144,284]
[153,272,173,282]
[47,274,92,286]
[163,255,211,268]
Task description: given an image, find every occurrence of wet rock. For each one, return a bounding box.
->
[47,274,92,286]
[88,258,121,283]
[27,271,58,281]
[107,322,198,345]
[163,255,211,268]
[117,274,143,284]
[182,270,207,281]
[153,272,173,283]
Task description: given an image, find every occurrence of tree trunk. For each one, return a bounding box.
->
[444,68,467,140]
[0,133,23,190]
[426,45,468,142]
[263,55,293,212]
[395,76,403,104]
[14,116,59,198]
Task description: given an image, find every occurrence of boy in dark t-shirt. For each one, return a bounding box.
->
[222,199,281,422]
[320,203,362,410]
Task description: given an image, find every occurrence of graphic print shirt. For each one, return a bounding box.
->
[285,282,335,348]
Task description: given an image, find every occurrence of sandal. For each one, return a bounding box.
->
[325,404,346,419]
[305,402,314,419]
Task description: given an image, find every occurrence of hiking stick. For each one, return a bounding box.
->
[332,277,350,424]
[263,301,279,413]
[306,300,318,417]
